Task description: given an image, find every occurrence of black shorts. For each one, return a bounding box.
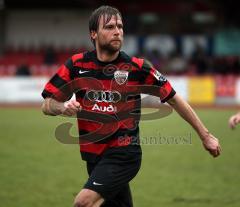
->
[84,144,142,206]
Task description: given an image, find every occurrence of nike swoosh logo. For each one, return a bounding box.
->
[93,182,103,186]
[79,70,89,74]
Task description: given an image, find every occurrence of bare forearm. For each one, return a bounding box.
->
[42,98,64,116]
[167,94,209,141]
[167,94,221,157]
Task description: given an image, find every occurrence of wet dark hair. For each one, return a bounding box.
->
[89,5,122,46]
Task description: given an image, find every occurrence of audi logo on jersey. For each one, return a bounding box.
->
[86,90,121,103]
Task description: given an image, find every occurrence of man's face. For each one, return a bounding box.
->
[91,14,123,53]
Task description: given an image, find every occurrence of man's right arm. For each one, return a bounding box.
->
[42,98,81,116]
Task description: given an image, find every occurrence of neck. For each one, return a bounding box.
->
[96,47,120,62]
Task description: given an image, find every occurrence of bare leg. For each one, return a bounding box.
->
[74,189,104,207]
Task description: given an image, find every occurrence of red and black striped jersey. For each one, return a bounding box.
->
[42,50,176,162]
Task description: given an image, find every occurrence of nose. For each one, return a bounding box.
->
[114,26,120,35]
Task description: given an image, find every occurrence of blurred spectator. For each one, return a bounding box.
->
[226,56,240,74]
[214,56,240,75]
[44,47,57,65]
[166,49,187,75]
[147,49,162,70]
[233,57,240,74]
[15,64,31,76]
[191,43,210,74]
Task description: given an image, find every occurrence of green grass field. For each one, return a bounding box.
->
[0,107,240,207]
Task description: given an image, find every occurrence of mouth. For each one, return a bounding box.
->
[111,40,121,46]
[111,39,121,42]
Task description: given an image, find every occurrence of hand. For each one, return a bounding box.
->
[61,100,81,116]
[202,134,221,158]
[228,113,240,129]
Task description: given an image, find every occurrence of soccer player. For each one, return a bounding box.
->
[41,5,221,207]
[229,112,240,129]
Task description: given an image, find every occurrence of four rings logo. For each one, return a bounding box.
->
[86,90,121,103]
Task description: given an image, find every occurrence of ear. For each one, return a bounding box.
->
[90,30,97,41]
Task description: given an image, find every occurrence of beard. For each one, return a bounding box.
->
[99,40,122,54]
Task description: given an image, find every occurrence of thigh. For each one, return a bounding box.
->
[84,146,142,201]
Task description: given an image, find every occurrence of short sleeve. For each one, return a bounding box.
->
[141,59,176,103]
[41,58,74,101]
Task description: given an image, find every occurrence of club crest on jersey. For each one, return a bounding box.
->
[114,70,129,85]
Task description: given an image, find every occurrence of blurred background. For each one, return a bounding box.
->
[0,0,240,105]
[0,1,240,207]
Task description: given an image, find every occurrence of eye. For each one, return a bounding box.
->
[105,25,114,29]
[117,24,123,29]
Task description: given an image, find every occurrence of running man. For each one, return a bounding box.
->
[41,5,221,207]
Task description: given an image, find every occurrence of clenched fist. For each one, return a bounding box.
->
[202,134,221,158]
[61,100,82,116]
[229,112,240,129]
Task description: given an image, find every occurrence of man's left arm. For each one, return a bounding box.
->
[167,94,221,158]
